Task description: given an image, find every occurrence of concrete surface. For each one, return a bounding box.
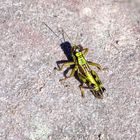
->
[0,0,140,140]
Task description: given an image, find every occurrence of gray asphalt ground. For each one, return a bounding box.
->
[0,0,140,140]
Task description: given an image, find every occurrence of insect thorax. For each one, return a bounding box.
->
[75,52,86,65]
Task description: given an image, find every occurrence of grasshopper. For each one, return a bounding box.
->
[43,23,106,99]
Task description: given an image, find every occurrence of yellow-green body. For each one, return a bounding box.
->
[56,44,106,99]
[43,22,106,98]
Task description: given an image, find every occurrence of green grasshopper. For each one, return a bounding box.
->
[44,23,106,99]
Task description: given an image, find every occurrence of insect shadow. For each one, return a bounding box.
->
[55,41,82,85]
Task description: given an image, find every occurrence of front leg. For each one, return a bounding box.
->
[55,61,75,71]
[82,48,89,56]
[59,66,78,81]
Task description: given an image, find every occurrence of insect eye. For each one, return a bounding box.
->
[75,48,80,52]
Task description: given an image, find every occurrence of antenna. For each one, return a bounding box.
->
[43,22,63,42]
[43,22,74,44]
[60,27,73,43]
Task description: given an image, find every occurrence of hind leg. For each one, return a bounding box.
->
[91,70,106,99]
[88,61,108,71]
[77,73,89,97]
[88,61,102,70]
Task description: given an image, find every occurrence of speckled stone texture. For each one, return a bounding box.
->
[0,0,140,140]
